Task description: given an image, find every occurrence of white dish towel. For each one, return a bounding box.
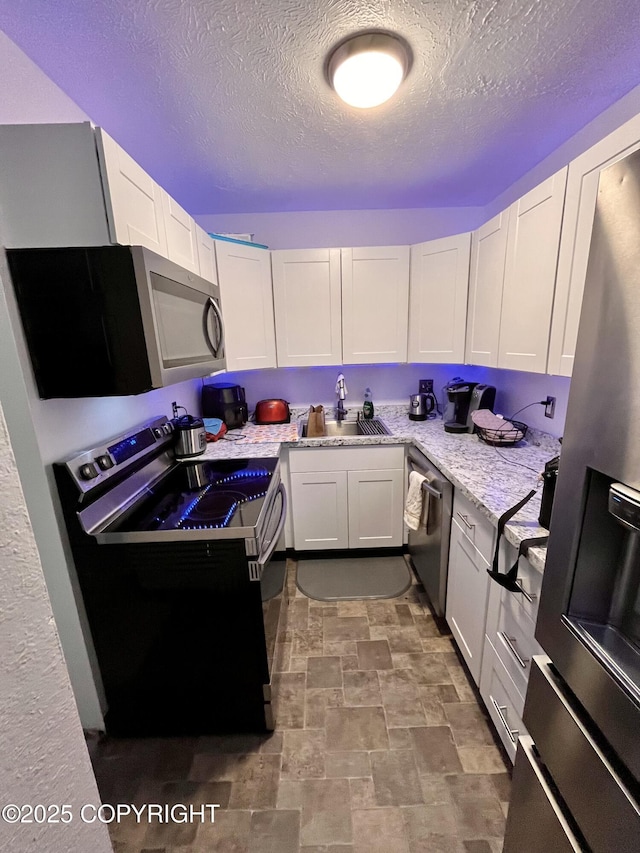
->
[404,470,427,531]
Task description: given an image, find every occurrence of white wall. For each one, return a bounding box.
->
[0,31,205,729]
[0,401,112,853]
[217,363,569,439]
[198,206,486,250]
[484,82,640,218]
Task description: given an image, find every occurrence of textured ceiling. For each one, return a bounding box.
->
[1,1,640,214]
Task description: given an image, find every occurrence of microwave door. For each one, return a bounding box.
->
[137,258,226,386]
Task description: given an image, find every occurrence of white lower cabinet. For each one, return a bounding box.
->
[347,468,404,548]
[290,471,349,550]
[479,542,544,762]
[289,446,404,551]
[446,513,492,684]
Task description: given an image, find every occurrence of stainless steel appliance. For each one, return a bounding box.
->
[172,413,206,459]
[54,415,287,735]
[408,393,434,421]
[7,246,225,398]
[254,399,291,425]
[504,151,640,849]
[202,382,248,430]
[444,382,496,433]
[406,446,453,617]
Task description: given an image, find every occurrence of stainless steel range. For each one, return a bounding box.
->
[54,415,286,736]
[504,150,640,849]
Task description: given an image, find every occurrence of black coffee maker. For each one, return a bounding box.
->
[444,381,496,433]
[202,382,248,430]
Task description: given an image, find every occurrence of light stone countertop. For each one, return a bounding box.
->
[196,404,559,572]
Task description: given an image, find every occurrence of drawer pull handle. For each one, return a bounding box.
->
[456,512,475,530]
[499,631,530,669]
[490,696,519,743]
[514,580,537,603]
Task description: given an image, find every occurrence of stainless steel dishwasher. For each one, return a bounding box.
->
[406,446,453,617]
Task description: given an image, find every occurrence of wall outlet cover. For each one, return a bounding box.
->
[419,379,434,394]
[544,396,556,418]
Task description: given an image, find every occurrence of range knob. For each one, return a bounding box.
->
[95,454,114,471]
[78,462,98,481]
[153,427,163,438]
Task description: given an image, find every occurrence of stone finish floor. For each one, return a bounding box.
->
[89,557,510,852]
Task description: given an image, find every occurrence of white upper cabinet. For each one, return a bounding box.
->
[465,212,509,367]
[160,189,199,274]
[96,128,168,257]
[195,225,218,287]
[215,240,277,371]
[548,113,640,376]
[341,246,410,364]
[408,233,470,363]
[272,248,342,367]
[498,167,568,373]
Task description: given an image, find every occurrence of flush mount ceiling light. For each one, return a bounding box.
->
[327,31,412,109]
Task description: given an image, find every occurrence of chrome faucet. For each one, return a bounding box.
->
[335,373,347,420]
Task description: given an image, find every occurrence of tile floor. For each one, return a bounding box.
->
[89,557,510,852]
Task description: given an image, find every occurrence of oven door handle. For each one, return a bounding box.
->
[258,483,287,567]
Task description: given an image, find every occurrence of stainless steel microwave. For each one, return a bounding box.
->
[7,245,225,398]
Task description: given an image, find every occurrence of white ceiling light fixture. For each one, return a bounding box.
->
[327,31,412,109]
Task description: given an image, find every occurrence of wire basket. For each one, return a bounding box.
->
[475,419,528,447]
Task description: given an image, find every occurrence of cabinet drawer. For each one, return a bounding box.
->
[452,491,495,560]
[487,583,542,698]
[289,445,404,473]
[480,637,527,762]
[511,550,543,623]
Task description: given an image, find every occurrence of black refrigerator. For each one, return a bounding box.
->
[503,152,640,849]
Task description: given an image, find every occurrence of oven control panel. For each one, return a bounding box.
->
[63,415,174,491]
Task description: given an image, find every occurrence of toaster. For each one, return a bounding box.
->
[254,399,290,425]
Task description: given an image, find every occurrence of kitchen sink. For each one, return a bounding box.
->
[299,418,390,438]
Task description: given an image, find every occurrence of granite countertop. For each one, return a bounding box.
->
[197,404,559,572]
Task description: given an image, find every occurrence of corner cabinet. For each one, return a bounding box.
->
[548,112,640,376]
[215,239,277,371]
[288,446,404,550]
[271,248,342,366]
[341,246,410,364]
[466,168,568,373]
[408,233,470,363]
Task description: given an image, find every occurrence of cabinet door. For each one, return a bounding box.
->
[408,234,470,363]
[196,226,218,287]
[96,128,168,256]
[465,212,509,367]
[498,167,568,373]
[347,468,404,548]
[341,246,410,364]
[290,471,349,550]
[160,190,199,274]
[446,517,491,684]
[272,248,342,366]
[548,114,640,376]
[215,240,277,371]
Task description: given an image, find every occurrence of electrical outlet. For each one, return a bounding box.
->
[419,379,434,394]
[544,396,556,418]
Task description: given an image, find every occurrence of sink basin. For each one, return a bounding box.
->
[300,418,390,438]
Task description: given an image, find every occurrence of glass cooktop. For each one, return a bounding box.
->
[114,458,278,532]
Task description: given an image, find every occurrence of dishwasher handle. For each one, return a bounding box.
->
[409,462,443,500]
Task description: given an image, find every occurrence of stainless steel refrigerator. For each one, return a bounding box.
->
[503,151,640,849]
